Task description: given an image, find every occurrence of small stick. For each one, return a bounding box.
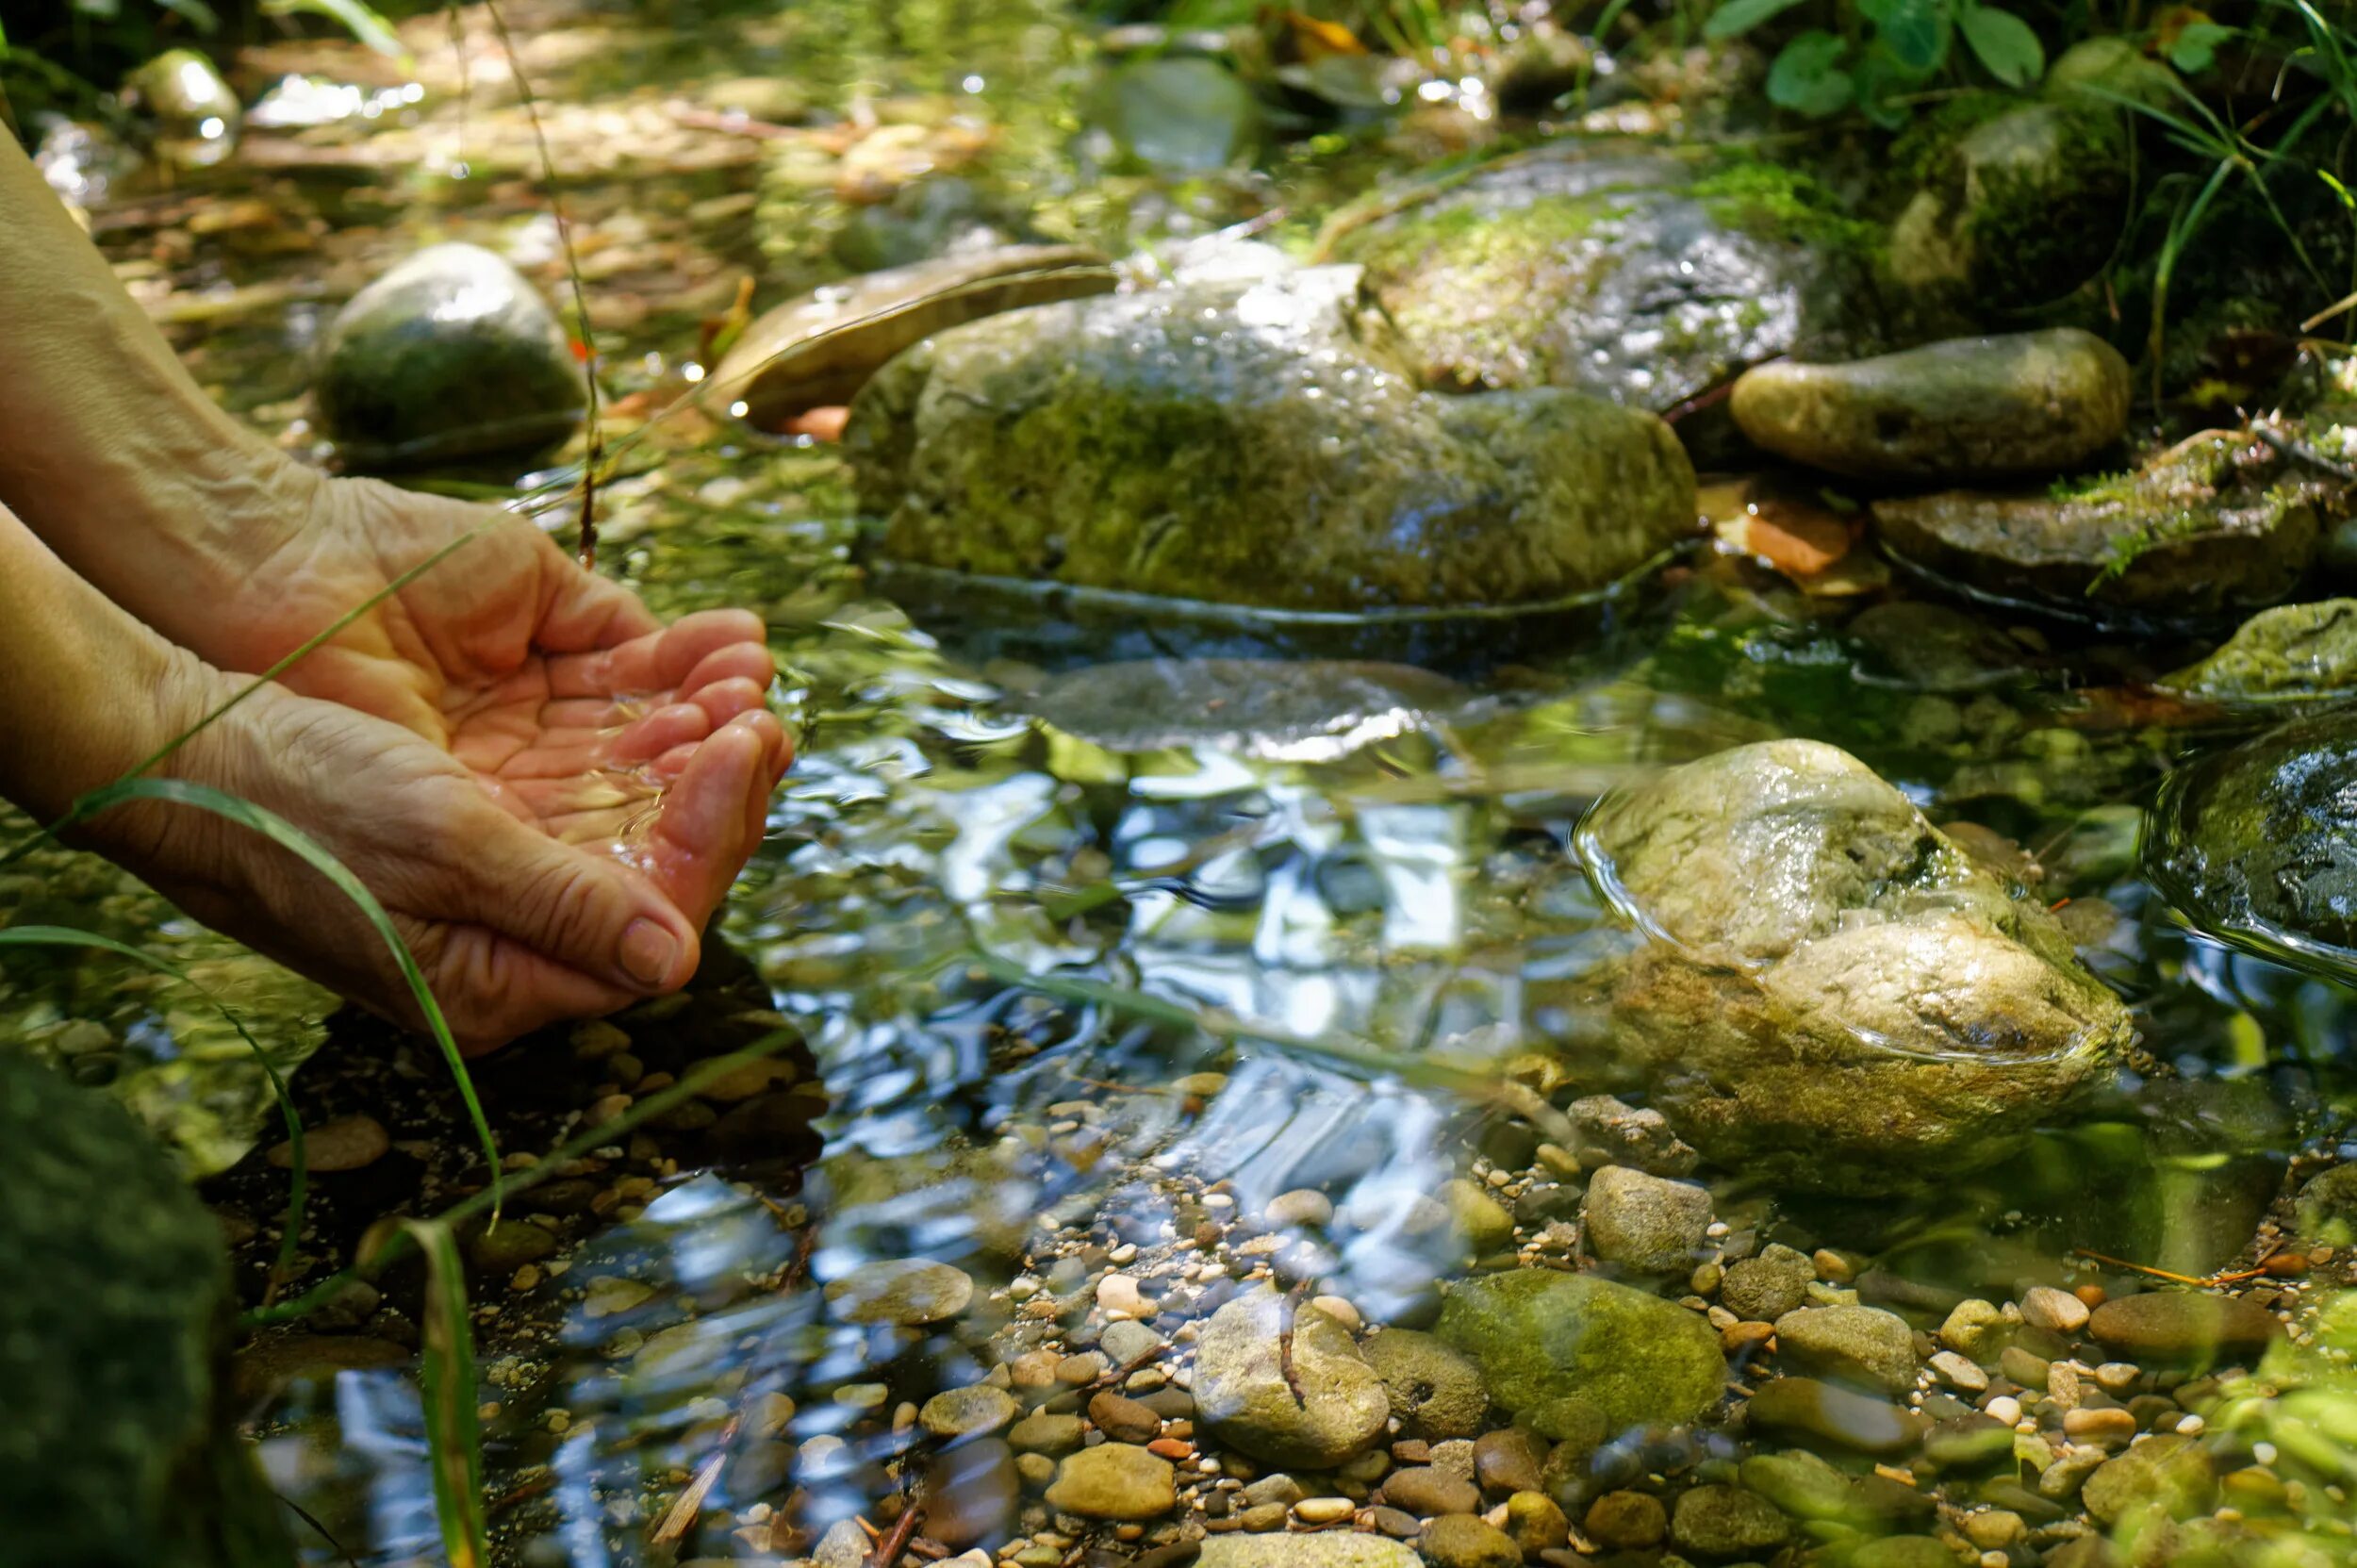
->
[2070,1246,2268,1288]
[2251,417,2357,482]
[1277,1280,1310,1407]
[651,1437,733,1545]
[1083,1345,1164,1395]
[866,1502,924,1568]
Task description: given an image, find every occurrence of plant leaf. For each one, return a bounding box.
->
[2167,21,2235,73]
[1859,0,1953,74]
[155,0,223,30]
[58,776,502,1195]
[259,0,409,60]
[1768,31,1856,116]
[1704,0,1811,41]
[1956,4,2044,86]
[0,925,307,1291]
[393,1217,486,1568]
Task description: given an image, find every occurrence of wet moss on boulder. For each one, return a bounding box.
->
[847,266,1697,613]
[1433,1267,1726,1432]
[2163,599,2357,707]
[1575,739,2134,1191]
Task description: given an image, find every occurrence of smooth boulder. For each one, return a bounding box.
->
[1433,1267,1726,1431]
[1872,430,2328,623]
[1192,1287,1390,1468]
[1318,142,1882,444]
[1729,330,2131,482]
[2163,599,2357,707]
[1578,739,2134,1190]
[314,243,585,470]
[848,266,1696,613]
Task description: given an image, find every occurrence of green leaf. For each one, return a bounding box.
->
[154,0,223,31]
[2167,21,2235,74]
[1859,0,1953,74]
[72,0,121,18]
[1956,4,2044,86]
[1768,31,1856,116]
[58,776,502,1197]
[259,0,409,60]
[0,925,307,1292]
[1704,0,1811,41]
[392,1217,487,1568]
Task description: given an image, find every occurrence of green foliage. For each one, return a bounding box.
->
[1711,0,2047,124]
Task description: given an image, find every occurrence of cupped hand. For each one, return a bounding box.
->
[134,476,790,1049]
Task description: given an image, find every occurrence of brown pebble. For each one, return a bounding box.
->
[1369,1505,1422,1538]
[1089,1392,1163,1444]
[269,1113,389,1172]
[1586,1490,1668,1550]
[1392,1440,1433,1466]
[1381,1465,1481,1516]
[1146,1437,1194,1461]
[1472,1428,1546,1497]
[2263,1252,2309,1279]
[2074,1283,2108,1310]
[1723,1320,1776,1357]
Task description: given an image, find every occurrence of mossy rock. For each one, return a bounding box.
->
[314,243,586,470]
[2162,599,2357,708]
[1432,1267,1727,1432]
[1316,140,1884,459]
[1872,431,2328,626]
[1574,739,2133,1191]
[2148,706,2357,983]
[0,1051,292,1567]
[847,266,1697,615]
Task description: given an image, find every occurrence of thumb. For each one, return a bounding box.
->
[447,803,701,995]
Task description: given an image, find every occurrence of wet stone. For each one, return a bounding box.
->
[1195,1536,1422,1567]
[1746,1377,1926,1458]
[822,1259,975,1326]
[1193,1288,1389,1468]
[1670,1484,1789,1560]
[923,1384,1021,1441]
[1088,1391,1162,1444]
[1585,1490,1668,1550]
[1417,1513,1523,1568]
[2081,1433,2217,1525]
[1580,1165,1712,1274]
[2164,600,2357,708]
[467,1220,560,1275]
[1010,1411,1086,1455]
[1044,1443,1177,1520]
[920,1438,1019,1545]
[2086,1292,2282,1366]
[1380,1465,1480,1516]
[1503,1490,1571,1555]
[1851,1537,1964,1568]
[1774,1304,1920,1395]
[1362,1329,1489,1441]
[1720,1244,1815,1323]
[1434,1267,1725,1432]
[1472,1428,1547,1497]
[267,1113,387,1172]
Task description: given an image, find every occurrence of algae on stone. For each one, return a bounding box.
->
[848,266,1696,613]
[1432,1267,1727,1431]
[2163,599,2357,706]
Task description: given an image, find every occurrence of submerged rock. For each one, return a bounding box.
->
[1887,100,2130,311]
[849,267,1696,613]
[1432,1267,1727,1431]
[124,49,241,168]
[1193,1287,1390,1467]
[2148,706,2357,980]
[1196,1537,1422,1567]
[1872,430,2330,623]
[0,1052,292,1566]
[1319,142,1881,449]
[314,243,585,470]
[2163,599,2357,706]
[1021,658,1463,760]
[708,244,1117,430]
[1729,330,2131,482]
[1578,739,2133,1190]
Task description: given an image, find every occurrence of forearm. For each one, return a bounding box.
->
[0,501,209,824]
[0,127,315,625]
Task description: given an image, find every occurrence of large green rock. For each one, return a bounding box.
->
[1872,431,2327,625]
[314,242,586,470]
[1729,330,2131,482]
[2163,599,2357,707]
[1577,739,2133,1190]
[0,1051,293,1568]
[2148,707,2357,981]
[1318,141,1883,453]
[1432,1268,1726,1432]
[848,266,1696,613]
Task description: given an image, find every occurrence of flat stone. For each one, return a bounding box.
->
[1581,1165,1713,1274]
[1379,1465,1480,1516]
[1194,1287,1389,1468]
[1362,1329,1489,1441]
[921,1384,1020,1441]
[2082,1434,2217,1524]
[1044,1443,1177,1520]
[1670,1483,1790,1559]
[1434,1267,1725,1431]
[267,1113,387,1171]
[1418,1514,1523,1568]
[2020,1285,2091,1336]
[1775,1304,1920,1394]
[1746,1377,1926,1459]
[2087,1292,2282,1366]
[823,1259,975,1326]
[1195,1536,1423,1567]
[1585,1490,1668,1549]
[1008,1411,1085,1455]
[1088,1391,1162,1444]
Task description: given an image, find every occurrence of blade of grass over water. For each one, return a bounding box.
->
[0,925,308,1293]
[242,1026,804,1327]
[51,778,502,1198]
[387,1216,488,1568]
[964,949,1576,1143]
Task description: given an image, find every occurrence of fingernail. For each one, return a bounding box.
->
[619,918,679,987]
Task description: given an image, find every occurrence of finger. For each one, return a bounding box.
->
[429,922,642,1054]
[674,641,775,701]
[686,675,768,729]
[492,701,713,780]
[529,527,663,652]
[643,714,771,922]
[442,796,701,997]
[547,609,767,700]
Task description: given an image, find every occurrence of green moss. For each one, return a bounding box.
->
[1690,160,1881,259]
[1886,91,2019,203]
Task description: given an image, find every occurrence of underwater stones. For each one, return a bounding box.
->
[2148,706,2357,979]
[1021,658,1463,761]
[0,1051,292,1567]
[124,49,241,167]
[2163,599,2357,706]
[1774,1304,1920,1395]
[1721,1244,1815,1323]
[1362,1329,1491,1440]
[1670,1484,1790,1560]
[1579,1165,1712,1274]
[1418,1514,1523,1568]
[1578,739,2133,1191]
[1318,142,1881,441]
[1193,1288,1389,1468]
[822,1258,975,1326]
[921,1383,1021,1441]
[1872,431,2329,623]
[314,243,585,470]
[2086,1292,2283,1366]
[1746,1377,1927,1459]
[1432,1267,1726,1431]
[1195,1537,1422,1568]
[708,244,1116,431]
[2081,1433,2217,1525]
[1887,101,2130,311]
[1728,330,2131,482]
[1043,1442,1176,1519]
[848,266,1696,614]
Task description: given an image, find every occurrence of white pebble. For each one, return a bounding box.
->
[2176,1413,2206,1436]
[1985,1395,2022,1425]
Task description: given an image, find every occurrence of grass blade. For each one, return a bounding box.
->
[51,777,501,1196]
[0,924,308,1292]
[388,1217,487,1568]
